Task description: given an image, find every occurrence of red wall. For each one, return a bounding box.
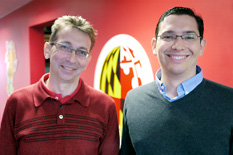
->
[1,0,233,122]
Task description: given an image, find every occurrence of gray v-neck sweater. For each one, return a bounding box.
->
[121,78,233,155]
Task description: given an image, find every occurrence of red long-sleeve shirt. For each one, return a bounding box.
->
[0,75,119,155]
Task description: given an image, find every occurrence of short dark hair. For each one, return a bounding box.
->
[155,7,204,39]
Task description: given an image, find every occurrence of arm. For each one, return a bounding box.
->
[99,101,120,155]
[120,101,136,155]
[230,130,233,155]
[0,97,18,154]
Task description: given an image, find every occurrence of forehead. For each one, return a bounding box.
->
[56,27,91,48]
[159,15,199,34]
[56,27,88,40]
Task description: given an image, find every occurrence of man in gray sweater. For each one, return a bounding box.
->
[121,7,233,155]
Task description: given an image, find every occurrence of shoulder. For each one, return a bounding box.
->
[80,79,115,104]
[88,86,114,101]
[4,84,36,114]
[127,81,157,97]
[197,79,233,102]
[84,86,118,118]
[202,78,233,93]
[87,85,116,108]
[7,84,35,103]
[124,81,159,108]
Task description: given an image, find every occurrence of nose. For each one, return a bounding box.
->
[171,37,186,51]
[67,50,77,63]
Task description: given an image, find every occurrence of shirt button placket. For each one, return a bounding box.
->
[57,104,65,124]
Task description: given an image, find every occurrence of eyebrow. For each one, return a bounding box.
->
[60,41,72,46]
[183,31,198,34]
[162,30,198,34]
[60,41,88,51]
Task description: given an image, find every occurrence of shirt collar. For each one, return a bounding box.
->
[181,66,203,95]
[33,74,90,107]
[156,65,203,101]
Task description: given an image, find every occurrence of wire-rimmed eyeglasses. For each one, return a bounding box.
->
[50,42,90,58]
[157,33,202,42]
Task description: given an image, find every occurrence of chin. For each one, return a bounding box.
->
[169,68,187,75]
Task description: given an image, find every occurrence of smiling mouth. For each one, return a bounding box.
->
[168,55,189,60]
[62,65,76,71]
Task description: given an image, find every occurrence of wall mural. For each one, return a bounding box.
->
[5,41,18,96]
[94,34,154,138]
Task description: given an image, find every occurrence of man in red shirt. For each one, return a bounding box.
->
[0,15,119,155]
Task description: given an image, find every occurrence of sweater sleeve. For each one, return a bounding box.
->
[120,96,136,155]
[98,100,120,155]
[0,96,18,155]
[230,131,233,154]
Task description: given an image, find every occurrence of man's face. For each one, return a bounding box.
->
[45,26,91,84]
[152,15,206,79]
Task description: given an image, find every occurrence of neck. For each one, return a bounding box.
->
[45,76,79,97]
[161,70,196,99]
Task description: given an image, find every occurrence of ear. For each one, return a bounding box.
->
[84,55,92,70]
[44,42,51,59]
[199,38,207,56]
[151,38,157,56]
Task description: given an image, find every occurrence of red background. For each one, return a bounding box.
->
[1,0,233,122]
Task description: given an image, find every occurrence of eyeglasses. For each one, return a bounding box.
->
[157,33,201,42]
[50,42,90,58]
